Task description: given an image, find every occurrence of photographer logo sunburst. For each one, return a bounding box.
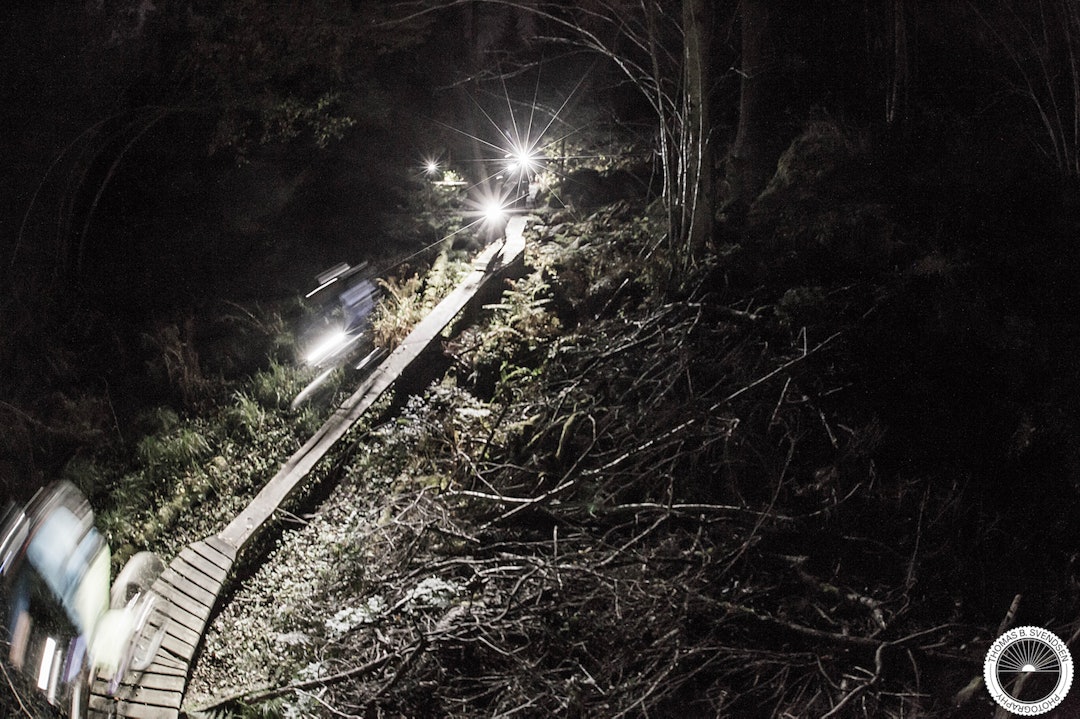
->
[984,626,1073,715]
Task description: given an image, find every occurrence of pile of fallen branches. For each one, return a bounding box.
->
[389,299,972,717]
[190,222,1000,718]
[208,299,976,717]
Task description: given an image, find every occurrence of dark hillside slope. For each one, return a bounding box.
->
[186,124,1080,718]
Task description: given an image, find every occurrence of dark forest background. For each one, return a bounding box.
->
[4,1,1080,715]
[3,1,1075,492]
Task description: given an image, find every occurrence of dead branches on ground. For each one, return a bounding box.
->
[272,299,967,717]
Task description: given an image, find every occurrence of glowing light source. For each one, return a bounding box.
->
[425,160,440,175]
[305,329,351,366]
[483,198,506,222]
[305,276,340,299]
[291,366,336,409]
[37,637,56,691]
[505,143,540,176]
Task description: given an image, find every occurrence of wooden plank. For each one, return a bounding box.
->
[158,566,220,608]
[113,671,188,693]
[178,546,230,583]
[204,534,239,561]
[172,554,226,595]
[89,691,181,719]
[89,694,180,719]
[88,693,113,710]
[154,646,191,670]
[112,705,179,719]
[108,684,184,710]
[88,694,120,717]
[166,560,222,598]
[142,655,189,675]
[219,223,526,549]
[156,629,198,663]
[160,596,208,635]
[193,537,236,570]
[98,702,181,719]
[153,581,213,625]
[158,612,201,650]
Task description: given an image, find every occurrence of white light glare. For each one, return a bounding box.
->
[305,329,350,365]
[425,160,440,175]
[505,144,539,175]
[483,199,506,222]
[37,637,56,691]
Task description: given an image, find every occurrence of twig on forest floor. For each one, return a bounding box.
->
[953,593,1022,708]
[363,632,428,707]
[295,688,363,718]
[820,643,886,718]
[721,439,793,576]
[996,593,1023,636]
[596,512,669,567]
[600,501,795,522]
[713,330,842,410]
[0,659,36,719]
[778,556,887,629]
[189,652,396,713]
[718,600,958,655]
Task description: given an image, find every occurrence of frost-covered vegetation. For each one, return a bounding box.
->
[12,2,1080,716]
[3,108,1079,718]
[175,117,1080,716]
[185,199,890,716]
[3,110,1074,718]
[50,245,472,576]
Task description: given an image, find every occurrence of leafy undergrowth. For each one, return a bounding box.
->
[178,180,1080,718]
[42,244,470,576]
[370,249,472,349]
[56,306,353,570]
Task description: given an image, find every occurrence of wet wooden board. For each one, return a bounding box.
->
[195,537,236,571]
[88,538,237,718]
[153,580,213,626]
[178,547,230,584]
[158,566,220,610]
[92,223,526,718]
[89,695,181,719]
[219,221,526,549]
[160,598,210,635]
[114,671,188,693]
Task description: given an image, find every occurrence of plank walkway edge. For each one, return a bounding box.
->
[87,219,527,718]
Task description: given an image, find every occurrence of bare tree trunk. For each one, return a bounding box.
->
[681,0,713,259]
[972,0,1080,177]
[462,2,489,184]
[645,0,677,240]
[886,0,909,125]
[1063,0,1080,174]
[727,0,776,209]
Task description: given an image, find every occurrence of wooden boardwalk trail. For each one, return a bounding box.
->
[87,220,526,718]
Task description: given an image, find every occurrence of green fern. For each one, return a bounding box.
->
[137,425,212,471]
[227,390,267,439]
[250,361,305,410]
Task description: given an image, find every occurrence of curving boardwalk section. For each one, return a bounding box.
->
[89,538,237,718]
[88,221,526,718]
